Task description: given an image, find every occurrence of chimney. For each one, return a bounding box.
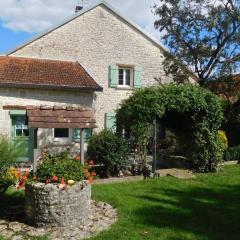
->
[75,6,83,13]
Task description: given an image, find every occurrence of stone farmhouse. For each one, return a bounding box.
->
[0,0,196,165]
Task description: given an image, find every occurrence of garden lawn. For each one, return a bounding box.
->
[90,165,240,240]
[1,165,240,240]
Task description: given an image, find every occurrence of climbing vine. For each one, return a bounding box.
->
[116,84,224,172]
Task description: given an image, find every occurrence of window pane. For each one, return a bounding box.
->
[16,129,22,137]
[54,128,69,138]
[23,129,29,137]
[125,69,131,86]
[118,69,124,85]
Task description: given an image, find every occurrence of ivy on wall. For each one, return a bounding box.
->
[116,84,224,172]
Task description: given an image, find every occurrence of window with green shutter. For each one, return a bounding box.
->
[73,129,93,142]
[134,65,143,88]
[109,65,119,88]
[105,112,116,132]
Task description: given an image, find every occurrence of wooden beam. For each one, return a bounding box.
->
[28,116,96,123]
[80,129,85,164]
[28,122,97,129]
[3,105,26,110]
[27,109,93,118]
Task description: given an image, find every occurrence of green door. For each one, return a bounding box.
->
[11,114,33,164]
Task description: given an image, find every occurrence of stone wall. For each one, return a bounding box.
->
[10,4,186,132]
[25,181,91,227]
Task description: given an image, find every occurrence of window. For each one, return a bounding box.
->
[14,116,29,137]
[54,128,69,140]
[118,68,132,87]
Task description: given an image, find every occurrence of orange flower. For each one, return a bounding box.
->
[92,172,97,177]
[60,177,65,185]
[32,176,37,181]
[75,155,81,161]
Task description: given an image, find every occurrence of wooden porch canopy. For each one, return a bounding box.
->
[26,106,97,129]
[3,105,97,129]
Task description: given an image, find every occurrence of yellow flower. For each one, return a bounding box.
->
[67,180,75,186]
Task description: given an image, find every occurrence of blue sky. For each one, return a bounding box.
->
[0,0,159,54]
[0,21,33,53]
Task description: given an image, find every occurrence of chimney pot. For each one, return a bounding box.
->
[75,6,83,13]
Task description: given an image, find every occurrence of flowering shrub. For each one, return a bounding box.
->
[17,168,30,189]
[35,151,86,183]
[87,130,129,177]
[0,135,26,193]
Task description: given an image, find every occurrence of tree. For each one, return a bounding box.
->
[153,0,240,85]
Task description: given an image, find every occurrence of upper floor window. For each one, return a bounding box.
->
[109,64,142,89]
[118,68,132,87]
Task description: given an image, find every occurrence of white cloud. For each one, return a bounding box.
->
[0,0,161,40]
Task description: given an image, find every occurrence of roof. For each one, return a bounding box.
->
[0,56,103,91]
[5,0,198,81]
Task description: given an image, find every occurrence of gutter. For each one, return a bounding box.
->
[0,83,103,92]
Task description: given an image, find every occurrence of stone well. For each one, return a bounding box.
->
[25,181,91,227]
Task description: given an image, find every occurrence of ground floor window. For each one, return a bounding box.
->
[54,128,70,140]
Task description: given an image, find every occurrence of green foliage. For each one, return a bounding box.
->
[153,0,240,84]
[36,151,85,182]
[117,84,224,172]
[224,146,240,161]
[87,130,129,177]
[217,130,228,153]
[223,99,240,146]
[0,135,25,193]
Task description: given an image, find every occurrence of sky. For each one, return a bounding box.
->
[0,0,161,54]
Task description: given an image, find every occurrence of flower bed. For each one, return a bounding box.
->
[25,180,91,227]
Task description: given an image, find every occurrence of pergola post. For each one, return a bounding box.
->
[80,128,85,164]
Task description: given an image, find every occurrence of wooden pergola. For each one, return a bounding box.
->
[3,105,97,172]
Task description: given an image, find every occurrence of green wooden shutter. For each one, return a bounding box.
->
[105,113,116,132]
[109,65,119,88]
[73,129,81,141]
[134,66,143,88]
[73,129,93,142]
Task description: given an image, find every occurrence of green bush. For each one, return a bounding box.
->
[87,130,129,177]
[0,135,25,193]
[224,146,240,161]
[36,151,85,183]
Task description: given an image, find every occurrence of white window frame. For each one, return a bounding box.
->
[118,67,133,88]
[53,128,72,142]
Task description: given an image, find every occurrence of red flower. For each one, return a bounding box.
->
[89,160,94,165]
[52,176,59,182]
[45,179,51,184]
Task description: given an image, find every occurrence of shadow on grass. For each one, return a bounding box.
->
[0,188,25,223]
[134,184,240,240]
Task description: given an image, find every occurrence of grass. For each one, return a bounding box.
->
[1,165,240,240]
